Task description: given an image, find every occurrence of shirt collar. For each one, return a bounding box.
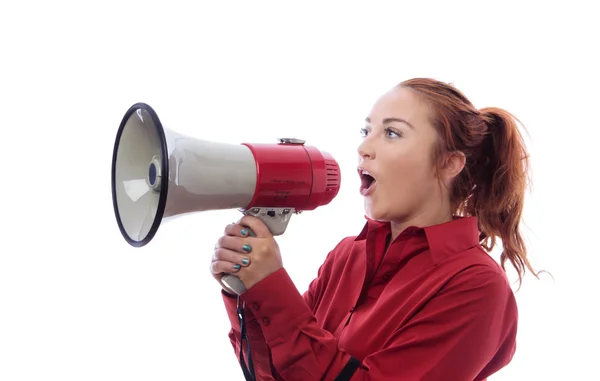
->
[355,215,480,264]
[355,215,387,241]
[423,216,480,264]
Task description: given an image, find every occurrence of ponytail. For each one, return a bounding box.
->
[474,107,539,287]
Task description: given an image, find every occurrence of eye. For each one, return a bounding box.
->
[360,127,369,138]
[384,127,402,138]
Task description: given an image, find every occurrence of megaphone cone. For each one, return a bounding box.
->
[111,102,341,293]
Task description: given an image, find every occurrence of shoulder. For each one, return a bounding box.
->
[450,260,513,294]
[432,245,517,307]
[303,235,361,306]
[438,244,510,281]
[309,235,363,282]
[322,235,363,264]
[441,254,517,316]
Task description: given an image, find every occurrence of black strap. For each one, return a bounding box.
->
[237,297,256,381]
[334,357,362,381]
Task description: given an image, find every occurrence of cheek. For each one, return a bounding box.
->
[388,151,436,189]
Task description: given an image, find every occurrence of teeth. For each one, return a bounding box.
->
[361,170,372,177]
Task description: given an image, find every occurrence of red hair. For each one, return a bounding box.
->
[400,78,540,287]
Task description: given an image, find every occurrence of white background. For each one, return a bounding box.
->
[1,1,598,380]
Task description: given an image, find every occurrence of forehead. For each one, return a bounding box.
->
[367,86,431,127]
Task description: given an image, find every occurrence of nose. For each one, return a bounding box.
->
[357,136,375,160]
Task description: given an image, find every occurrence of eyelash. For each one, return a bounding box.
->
[360,127,402,139]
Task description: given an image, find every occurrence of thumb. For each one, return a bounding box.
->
[239,215,273,238]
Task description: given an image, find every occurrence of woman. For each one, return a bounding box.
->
[210,77,539,380]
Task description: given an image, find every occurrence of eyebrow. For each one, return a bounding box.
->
[365,117,415,129]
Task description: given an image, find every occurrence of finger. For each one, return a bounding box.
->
[238,215,272,238]
[224,222,257,238]
[210,260,244,275]
[212,247,251,267]
[216,235,254,254]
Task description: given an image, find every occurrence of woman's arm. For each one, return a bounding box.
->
[221,245,338,380]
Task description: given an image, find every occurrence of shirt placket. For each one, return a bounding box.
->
[367,238,409,299]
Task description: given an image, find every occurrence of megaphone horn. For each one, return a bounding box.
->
[111,102,342,294]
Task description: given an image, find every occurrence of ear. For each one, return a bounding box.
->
[439,151,466,181]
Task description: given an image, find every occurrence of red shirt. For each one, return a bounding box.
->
[222,216,518,380]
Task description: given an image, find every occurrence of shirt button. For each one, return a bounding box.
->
[262,317,270,326]
[252,302,260,311]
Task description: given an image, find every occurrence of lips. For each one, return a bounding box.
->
[358,168,376,196]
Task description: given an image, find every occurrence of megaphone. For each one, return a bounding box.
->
[111,102,342,294]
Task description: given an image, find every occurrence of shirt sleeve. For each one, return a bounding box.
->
[222,290,282,380]
[239,265,518,381]
[220,248,337,380]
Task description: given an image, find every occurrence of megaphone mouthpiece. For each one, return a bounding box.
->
[111,102,342,248]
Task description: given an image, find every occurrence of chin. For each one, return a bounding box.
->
[363,202,390,222]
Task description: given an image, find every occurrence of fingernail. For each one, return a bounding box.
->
[242,257,249,266]
[241,228,248,236]
[242,244,252,253]
[233,264,241,270]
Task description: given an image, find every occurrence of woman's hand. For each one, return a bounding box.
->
[210,215,283,292]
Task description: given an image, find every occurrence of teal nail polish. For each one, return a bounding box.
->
[242,257,249,266]
[233,264,241,270]
[241,228,249,236]
[242,244,252,253]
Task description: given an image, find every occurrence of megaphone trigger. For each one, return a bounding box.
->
[241,207,295,236]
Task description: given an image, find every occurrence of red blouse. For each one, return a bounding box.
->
[222,216,518,380]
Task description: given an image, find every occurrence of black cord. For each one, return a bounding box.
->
[237,296,256,381]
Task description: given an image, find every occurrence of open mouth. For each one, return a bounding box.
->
[359,169,376,195]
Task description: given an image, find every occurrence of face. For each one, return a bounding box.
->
[357,86,445,224]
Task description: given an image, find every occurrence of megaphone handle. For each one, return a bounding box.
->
[221,275,248,295]
[220,227,258,296]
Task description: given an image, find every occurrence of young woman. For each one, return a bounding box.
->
[210,77,539,380]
